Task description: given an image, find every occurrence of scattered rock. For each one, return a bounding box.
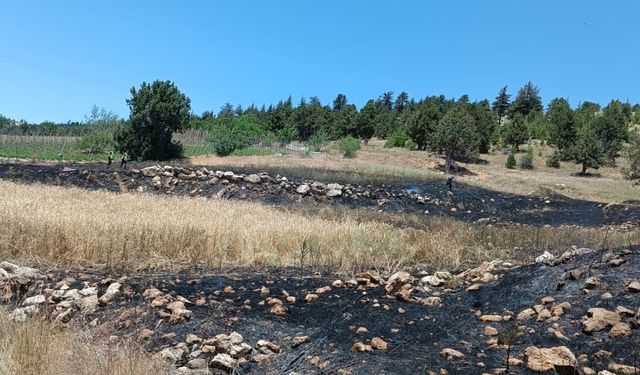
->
[370,337,388,350]
[385,271,415,295]
[351,342,373,352]
[98,282,122,305]
[524,346,577,374]
[440,348,464,360]
[582,308,621,333]
[210,353,237,372]
[292,336,310,348]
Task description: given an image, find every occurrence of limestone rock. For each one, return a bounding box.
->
[351,342,372,352]
[385,271,415,295]
[98,282,122,305]
[210,353,237,372]
[440,348,464,360]
[292,336,310,348]
[296,184,310,194]
[582,308,621,333]
[245,174,261,184]
[370,337,388,350]
[524,346,576,374]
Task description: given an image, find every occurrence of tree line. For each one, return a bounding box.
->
[1,80,638,177]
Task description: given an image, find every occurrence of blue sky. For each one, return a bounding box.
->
[1,1,638,123]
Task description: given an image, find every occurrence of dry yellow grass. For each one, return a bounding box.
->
[0,180,637,273]
[0,309,166,375]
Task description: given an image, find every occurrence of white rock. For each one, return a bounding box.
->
[296,184,310,194]
[535,251,554,263]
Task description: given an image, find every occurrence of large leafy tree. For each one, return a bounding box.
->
[501,113,529,151]
[114,80,191,160]
[491,86,511,121]
[511,82,543,118]
[431,104,479,172]
[571,127,605,175]
[547,98,576,152]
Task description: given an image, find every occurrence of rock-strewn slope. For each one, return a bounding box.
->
[1,161,639,227]
[2,246,639,374]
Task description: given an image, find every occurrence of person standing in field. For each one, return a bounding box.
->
[120,151,129,169]
[107,150,115,168]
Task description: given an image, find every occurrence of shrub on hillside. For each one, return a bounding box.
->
[384,128,409,148]
[546,151,561,168]
[506,153,516,169]
[308,131,329,152]
[78,131,114,154]
[622,131,640,180]
[339,136,361,158]
[404,139,418,150]
[519,149,534,169]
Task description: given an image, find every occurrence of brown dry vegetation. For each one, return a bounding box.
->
[0,309,166,375]
[1,180,637,273]
[189,139,638,203]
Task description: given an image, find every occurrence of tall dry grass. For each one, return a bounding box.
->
[0,309,166,375]
[0,180,637,273]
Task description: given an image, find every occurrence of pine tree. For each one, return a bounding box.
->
[431,104,479,172]
[547,98,577,152]
[572,127,605,175]
[501,113,529,151]
[491,86,511,121]
[511,82,543,118]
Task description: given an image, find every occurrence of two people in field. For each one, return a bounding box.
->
[107,150,128,169]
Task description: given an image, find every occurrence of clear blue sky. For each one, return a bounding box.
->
[1,1,638,123]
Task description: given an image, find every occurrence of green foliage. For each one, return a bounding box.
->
[510,81,543,118]
[519,148,534,169]
[506,153,516,169]
[406,100,441,150]
[339,136,361,158]
[404,139,418,150]
[432,105,479,172]
[355,100,378,142]
[571,127,605,175]
[547,98,576,151]
[384,127,409,148]
[308,130,329,152]
[78,131,114,154]
[501,113,529,151]
[593,100,629,164]
[209,115,264,156]
[114,80,190,160]
[622,131,640,180]
[469,100,497,154]
[491,86,511,120]
[546,151,561,168]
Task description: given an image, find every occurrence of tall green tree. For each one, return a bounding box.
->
[394,91,409,112]
[574,101,600,130]
[501,113,529,151]
[511,82,543,118]
[355,100,378,143]
[378,92,394,111]
[431,104,479,172]
[622,131,640,180]
[114,80,191,160]
[469,100,497,153]
[571,127,605,175]
[491,86,511,121]
[547,98,576,152]
[332,94,348,112]
[406,101,441,150]
[593,100,629,163]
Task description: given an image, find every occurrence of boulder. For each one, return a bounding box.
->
[210,353,237,372]
[535,251,554,263]
[371,337,389,350]
[609,322,631,337]
[627,281,640,293]
[296,184,310,194]
[385,271,415,295]
[326,189,342,197]
[440,348,464,360]
[524,346,577,374]
[292,336,310,348]
[140,166,163,177]
[245,174,261,184]
[22,294,46,306]
[608,363,640,375]
[98,282,122,305]
[582,308,621,333]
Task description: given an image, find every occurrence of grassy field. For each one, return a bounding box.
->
[0,180,636,274]
[0,308,165,375]
[190,139,638,203]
